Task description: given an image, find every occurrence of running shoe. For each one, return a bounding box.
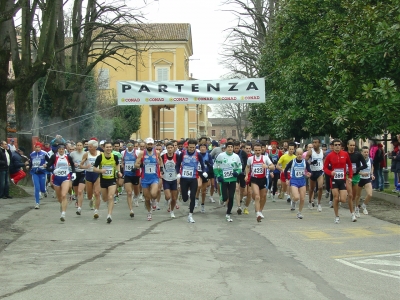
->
[170,211,175,218]
[156,204,160,210]
[187,215,195,223]
[243,207,249,215]
[133,197,139,207]
[297,212,303,219]
[89,199,93,209]
[151,200,156,210]
[130,210,134,218]
[76,207,81,215]
[355,207,360,218]
[34,203,40,209]
[259,212,265,219]
[237,207,242,215]
[278,192,283,199]
[272,195,276,202]
[362,203,368,215]
[329,200,333,208]
[287,197,291,203]
[325,191,329,198]
[60,212,66,222]
[44,191,48,197]
[256,213,262,222]
[195,198,199,208]
[334,216,340,224]
[291,200,296,211]
[201,205,205,213]
[308,202,313,209]
[351,213,357,222]
[209,196,215,203]
[139,194,144,202]
[312,201,315,207]
[147,212,152,221]
[93,209,99,219]
[114,196,119,204]
[226,214,233,222]
[107,215,112,223]
[317,204,322,212]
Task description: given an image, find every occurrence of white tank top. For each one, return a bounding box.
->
[310,148,324,171]
[86,151,100,172]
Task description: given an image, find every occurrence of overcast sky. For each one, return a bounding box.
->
[141,0,235,81]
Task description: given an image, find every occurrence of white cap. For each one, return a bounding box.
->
[268,145,272,150]
[100,140,105,145]
[145,137,154,144]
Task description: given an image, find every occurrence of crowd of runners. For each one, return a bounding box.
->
[2,134,400,224]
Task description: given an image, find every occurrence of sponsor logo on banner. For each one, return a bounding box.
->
[169,97,189,102]
[194,97,214,101]
[145,98,165,102]
[121,98,141,103]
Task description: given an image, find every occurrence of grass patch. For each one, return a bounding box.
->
[9,184,31,198]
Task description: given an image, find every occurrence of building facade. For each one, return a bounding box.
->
[208,117,252,141]
[92,23,209,140]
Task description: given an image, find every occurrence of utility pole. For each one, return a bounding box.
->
[32,47,39,138]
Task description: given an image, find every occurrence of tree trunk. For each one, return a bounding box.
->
[14,84,33,152]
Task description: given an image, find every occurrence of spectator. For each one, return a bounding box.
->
[10,147,29,185]
[370,139,383,190]
[8,139,16,152]
[389,136,400,192]
[0,140,12,199]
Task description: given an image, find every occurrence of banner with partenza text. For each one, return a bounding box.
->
[117,78,265,105]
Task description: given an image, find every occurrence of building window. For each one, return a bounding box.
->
[98,68,109,89]
[156,67,169,81]
[232,130,236,137]
[211,130,216,136]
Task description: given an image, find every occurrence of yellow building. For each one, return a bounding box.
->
[94,23,210,140]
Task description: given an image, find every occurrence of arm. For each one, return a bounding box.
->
[115,156,122,177]
[323,154,333,177]
[134,152,143,169]
[79,152,89,169]
[357,153,367,172]
[346,153,353,180]
[68,155,76,173]
[305,161,312,174]
[264,156,275,171]
[197,154,206,173]
[46,155,55,172]
[175,152,183,174]
[277,156,284,171]
[305,149,312,161]
[284,160,293,179]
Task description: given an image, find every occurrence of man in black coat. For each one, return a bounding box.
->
[0,140,12,199]
[10,147,29,185]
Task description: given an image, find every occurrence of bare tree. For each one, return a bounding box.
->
[220,0,278,78]
[213,103,251,140]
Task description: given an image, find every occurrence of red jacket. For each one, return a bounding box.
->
[324,150,353,180]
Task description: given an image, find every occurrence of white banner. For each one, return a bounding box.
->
[117,78,265,105]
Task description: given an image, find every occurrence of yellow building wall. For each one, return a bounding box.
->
[94,38,210,140]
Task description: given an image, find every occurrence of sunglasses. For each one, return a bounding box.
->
[334,144,341,146]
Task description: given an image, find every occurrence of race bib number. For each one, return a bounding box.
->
[182,166,194,178]
[315,160,322,168]
[145,164,156,174]
[197,163,202,171]
[252,164,263,175]
[294,167,304,178]
[55,168,68,176]
[223,167,233,178]
[352,163,356,172]
[125,163,135,171]
[32,158,41,167]
[165,171,177,181]
[103,165,113,176]
[334,168,344,179]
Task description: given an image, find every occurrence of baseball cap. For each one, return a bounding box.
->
[145,137,155,144]
[220,138,227,144]
[100,140,105,145]
[212,141,218,147]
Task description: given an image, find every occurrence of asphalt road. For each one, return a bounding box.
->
[0,187,399,300]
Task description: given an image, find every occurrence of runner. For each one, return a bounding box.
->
[134,138,162,221]
[161,142,179,218]
[306,138,324,211]
[277,142,296,202]
[175,139,208,223]
[214,141,242,222]
[233,141,248,214]
[69,141,86,215]
[244,143,275,222]
[46,143,76,222]
[93,141,122,223]
[356,146,375,215]
[284,148,312,219]
[242,143,253,214]
[29,142,49,209]
[267,140,282,202]
[79,139,101,218]
[112,141,123,204]
[323,139,353,224]
[121,141,141,218]
[347,140,367,218]
[197,143,214,213]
